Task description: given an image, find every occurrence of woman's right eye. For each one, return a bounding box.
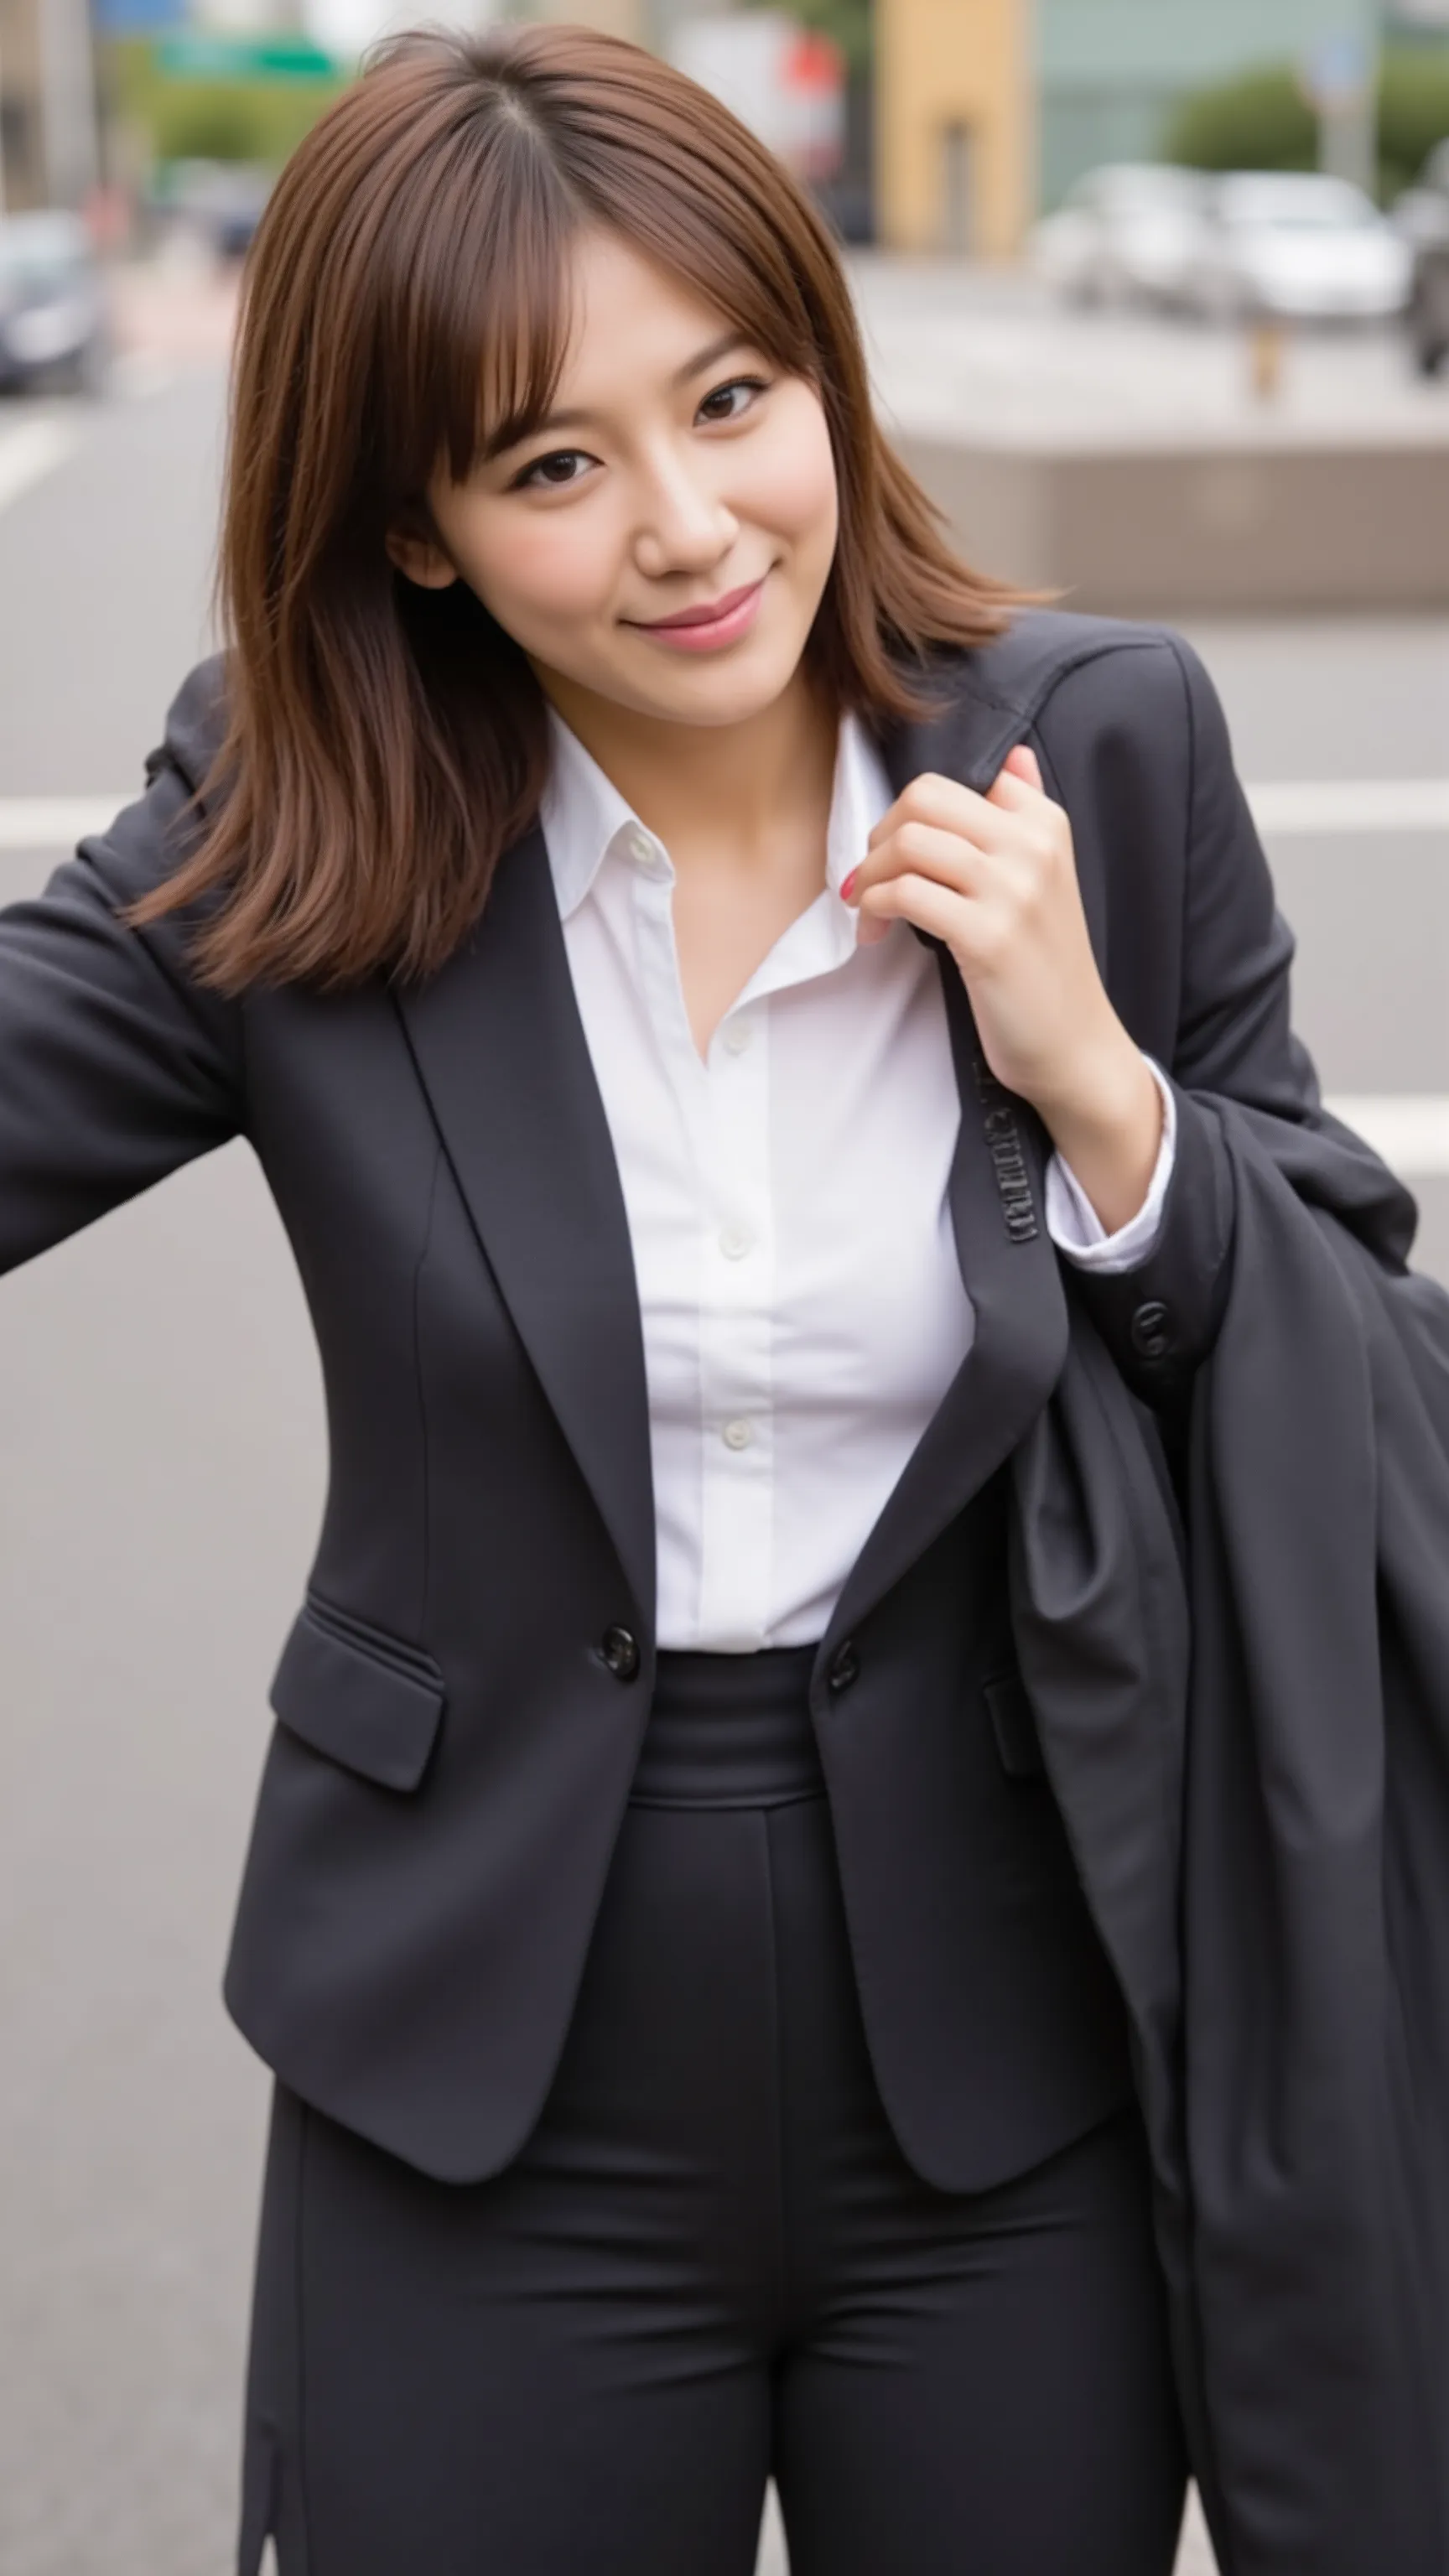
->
[511,449,589,492]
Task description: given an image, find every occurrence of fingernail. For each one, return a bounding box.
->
[840,869,859,903]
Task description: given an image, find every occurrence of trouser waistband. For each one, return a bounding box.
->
[631,1644,823,1808]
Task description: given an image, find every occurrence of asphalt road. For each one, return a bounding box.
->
[1,356,1446,2576]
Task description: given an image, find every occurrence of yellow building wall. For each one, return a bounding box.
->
[876,0,1031,259]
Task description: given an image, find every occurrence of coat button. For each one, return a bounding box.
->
[600,1624,641,1682]
[1130,1300,1176,1362]
[828,1639,860,1694]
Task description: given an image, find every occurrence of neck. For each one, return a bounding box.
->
[536,662,839,873]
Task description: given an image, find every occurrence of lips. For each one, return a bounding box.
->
[630,577,766,631]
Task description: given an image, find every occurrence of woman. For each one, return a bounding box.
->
[9,23,1443,2576]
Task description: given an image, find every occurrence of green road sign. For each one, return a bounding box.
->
[156,31,344,82]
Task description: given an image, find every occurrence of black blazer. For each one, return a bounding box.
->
[0,610,1315,2189]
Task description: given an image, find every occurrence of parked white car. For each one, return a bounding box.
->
[1029,164,1213,309]
[1182,173,1411,322]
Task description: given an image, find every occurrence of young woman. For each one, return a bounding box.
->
[9,22,1442,2576]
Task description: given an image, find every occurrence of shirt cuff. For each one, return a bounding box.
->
[1044,1056,1176,1275]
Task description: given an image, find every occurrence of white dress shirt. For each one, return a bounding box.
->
[539,704,1176,1652]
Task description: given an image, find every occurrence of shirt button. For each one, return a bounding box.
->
[629,830,666,877]
[722,1419,754,1452]
[722,1018,753,1055]
[719,1228,753,1261]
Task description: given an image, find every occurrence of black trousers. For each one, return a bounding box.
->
[241,1645,1187,2575]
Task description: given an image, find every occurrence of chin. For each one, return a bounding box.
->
[647,638,809,716]
[651,673,798,729]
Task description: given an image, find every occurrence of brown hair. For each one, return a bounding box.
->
[131,21,1021,993]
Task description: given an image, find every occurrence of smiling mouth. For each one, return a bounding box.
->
[627,576,766,631]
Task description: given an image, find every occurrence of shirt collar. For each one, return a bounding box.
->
[538,699,892,926]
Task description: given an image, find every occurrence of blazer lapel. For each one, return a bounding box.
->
[820,689,1071,1656]
[392,823,657,1633]
[392,660,1069,1659]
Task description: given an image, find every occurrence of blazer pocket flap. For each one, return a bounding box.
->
[269,1602,445,1792]
[984,1670,1046,1781]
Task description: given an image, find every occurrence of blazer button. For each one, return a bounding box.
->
[828,1639,861,1694]
[600,1624,641,1682]
[1130,1299,1176,1362]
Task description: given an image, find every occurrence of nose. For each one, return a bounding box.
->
[632,444,737,578]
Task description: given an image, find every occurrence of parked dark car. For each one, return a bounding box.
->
[1400,138,1449,375]
[0,211,108,396]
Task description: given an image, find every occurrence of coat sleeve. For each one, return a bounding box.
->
[1047,631,1414,1410]
[0,736,243,1279]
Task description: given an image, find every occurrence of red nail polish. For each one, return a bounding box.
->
[840,869,858,902]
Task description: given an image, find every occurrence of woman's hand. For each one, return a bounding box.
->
[842,746,1164,1233]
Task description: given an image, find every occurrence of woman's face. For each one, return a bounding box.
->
[389,227,840,734]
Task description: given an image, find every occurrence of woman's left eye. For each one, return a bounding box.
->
[698,375,771,422]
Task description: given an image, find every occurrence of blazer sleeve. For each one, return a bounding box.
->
[1053,631,1395,1410]
[0,749,243,1279]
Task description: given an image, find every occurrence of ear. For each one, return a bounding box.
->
[386,527,460,591]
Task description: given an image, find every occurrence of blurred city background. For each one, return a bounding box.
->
[2,1,1447,2573]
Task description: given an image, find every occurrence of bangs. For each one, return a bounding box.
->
[449,174,578,486]
[382,102,812,503]
[379,115,584,499]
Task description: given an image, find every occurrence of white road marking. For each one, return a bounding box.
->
[1328,1095,1449,1177]
[7,781,1449,853]
[0,797,134,849]
[1247,779,1449,835]
[0,414,83,516]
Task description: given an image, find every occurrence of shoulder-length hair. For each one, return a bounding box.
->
[132,20,1021,993]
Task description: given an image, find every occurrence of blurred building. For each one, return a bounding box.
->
[0,0,101,207]
[877,0,1027,257]
[877,0,1383,254]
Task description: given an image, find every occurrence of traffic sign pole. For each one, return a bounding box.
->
[1302,18,1381,199]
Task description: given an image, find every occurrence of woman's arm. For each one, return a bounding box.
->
[0,724,243,1277]
[849,622,1413,1412]
[1050,632,1350,1411]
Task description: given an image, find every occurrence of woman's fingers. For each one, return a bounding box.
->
[997,743,1045,797]
[865,750,1051,865]
[866,774,1000,859]
[858,869,975,953]
[844,749,1060,959]
[843,820,985,913]
[870,818,985,893]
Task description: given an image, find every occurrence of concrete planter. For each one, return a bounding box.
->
[896,427,1449,614]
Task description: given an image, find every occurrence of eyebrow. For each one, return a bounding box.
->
[490,329,758,457]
